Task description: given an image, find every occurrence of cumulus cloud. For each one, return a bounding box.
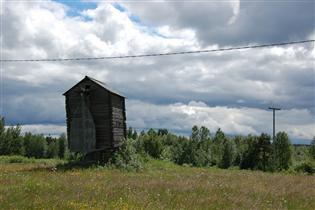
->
[20,124,66,136]
[126,100,315,140]
[1,1,314,142]
[18,99,315,141]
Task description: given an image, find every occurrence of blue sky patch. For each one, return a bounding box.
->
[53,0,97,19]
[112,3,169,39]
[112,2,126,12]
[129,14,141,24]
[55,1,169,38]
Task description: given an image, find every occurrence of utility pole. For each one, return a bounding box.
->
[268,106,281,142]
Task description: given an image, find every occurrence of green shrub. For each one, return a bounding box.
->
[192,147,211,167]
[240,135,258,170]
[240,134,274,171]
[8,156,34,163]
[46,140,59,158]
[142,134,163,158]
[0,125,24,155]
[309,138,315,160]
[177,140,195,165]
[24,133,47,158]
[169,138,186,164]
[58,133,67,158]
[127,127,138,139]
[294,161,315,175]
[292,145,309,163]
[66,152,84,161]
[110,138,144,171]
[160,146,172,161]
[0,155,37,163]
[273,132,292,171]
[256,133,273,171]
[219,140,234,169]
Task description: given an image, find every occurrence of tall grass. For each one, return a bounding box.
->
[0,158,314,209]
[0,155,65,165]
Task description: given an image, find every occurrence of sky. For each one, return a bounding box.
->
[1,0,314,143]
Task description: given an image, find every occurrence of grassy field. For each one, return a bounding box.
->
[0,156,314,210]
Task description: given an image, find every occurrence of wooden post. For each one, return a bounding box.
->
[268,107,281,142]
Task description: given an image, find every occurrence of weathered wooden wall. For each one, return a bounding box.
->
[111,94,126,147]
[65,77,126,155]
[88,82,111,150]
[69,95,96,153]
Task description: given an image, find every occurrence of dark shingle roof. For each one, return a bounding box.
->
[63,76,125,98]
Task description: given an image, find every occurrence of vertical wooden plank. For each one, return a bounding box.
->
[65,97,70,149]
[69,94,96,153]
[109,93,113,148]
[122,98,127,138]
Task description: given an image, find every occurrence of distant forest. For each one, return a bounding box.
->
[119,126,315,174]
[0,116,314,174]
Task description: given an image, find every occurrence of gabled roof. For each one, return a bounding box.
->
[63,76,125,98]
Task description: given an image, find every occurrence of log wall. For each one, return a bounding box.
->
[111,94,126,147]
[65,78,126,154]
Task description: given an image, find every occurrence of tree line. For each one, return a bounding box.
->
[117,126,315,173]
[1,116,314,173]
[0,117,67,159]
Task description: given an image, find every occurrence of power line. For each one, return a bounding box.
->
[1,39,314,62]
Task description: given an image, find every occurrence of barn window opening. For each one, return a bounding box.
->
[81,85,91,95]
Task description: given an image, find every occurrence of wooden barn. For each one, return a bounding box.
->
[63,76,126,159]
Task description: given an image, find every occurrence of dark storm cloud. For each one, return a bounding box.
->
[124,1,314,46]
[3,77,65,124]
[203,1,314,45]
